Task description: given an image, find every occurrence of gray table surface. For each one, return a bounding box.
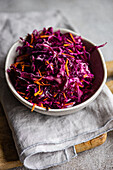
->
[0,0,113,169]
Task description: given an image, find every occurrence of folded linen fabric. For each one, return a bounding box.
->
[0,11,113,170]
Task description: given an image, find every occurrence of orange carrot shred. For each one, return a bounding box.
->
[34,85,41,96]
[70,33,76,43]
[40,103,46,109]
[38,69,42,76]
[41,82,50,86]
[67,38,73,44]
[34,76,44,83]
[83,46,85,50]
[13,61,24,67]
[68,49,73,53]
[63,93,66,98]
[51,64,53,68]
[63,44,71,47]
[22,65,25,71]
[45,60,49,64]
[62,53,75,58]
[83,74,88,78]
[41,103,43,107]
[17,91,25,95]
[38,76,44,81]
[29,45,33,48]
[24,65,30,67]
[40,35,51,38]
[31,103,36,112]
[79,84,84,88]
[65,58,69,76]
[38,85,41,92]
[39,90,43,95]
[54,93,58,97]
[30,33,34,44]
[43,98,48,101]
[56,102,60,104]
[34,91,40,96]
[65,102,74,106]
[34,81,42,85]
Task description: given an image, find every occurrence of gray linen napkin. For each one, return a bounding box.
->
[0,11,113,170]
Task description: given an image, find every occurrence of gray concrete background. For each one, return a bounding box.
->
[0,0,113,61]
[0,0,113,169]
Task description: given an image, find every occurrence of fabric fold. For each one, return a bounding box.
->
[0,11,113,170]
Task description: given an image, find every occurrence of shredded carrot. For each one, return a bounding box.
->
[79,84,84,88]
[39,85,41,91]
[29,45,33,48]
[43,98,48,101]
[40,103,46,109]
[83,46,85,50]
[45,60,50,65]
[13,61,24,67]
[83,74,88,78]
[50,64,54,69]
[34,80,50,86]
[34,76,44,83]
[38,69,42,76]
[63,93,66,98]
[34,85,41,96]
[38,76,44,81]
[31,103,36,112]
[22,65,25,71]
[25,96,29,99]
[68,49,73,53]
[41,82,50,86]
[63,44,71,47]
[34,91,40,96]
[65,102,74,106]
[40,35,51,38]
[34,81,42,85]
[39,90,43,95]
[71,92,73,95]
[62,53,75,58]
[30,33,34,44]
[40,103,43,107]
[24,65,30,67]
[17,91,25,95]
[70,33,76,43]
[65,58,69,76]
[54,93,58,97]
[67,38,73,44]
[56,102,60,104]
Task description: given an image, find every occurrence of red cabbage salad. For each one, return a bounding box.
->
[7,27,105,111]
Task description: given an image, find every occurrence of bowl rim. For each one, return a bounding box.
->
[5,28,107,114]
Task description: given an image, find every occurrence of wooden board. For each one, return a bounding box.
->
[0,102,107,170]
[1,60,113,170]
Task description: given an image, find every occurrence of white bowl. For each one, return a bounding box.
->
[5,28,107,116]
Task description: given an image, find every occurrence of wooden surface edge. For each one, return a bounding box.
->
[0,133,107,170]
[0,161,22,170]
[106,60,113,77]
[75,133,107,153]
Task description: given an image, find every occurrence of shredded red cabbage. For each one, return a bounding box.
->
[7,27,105,111]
